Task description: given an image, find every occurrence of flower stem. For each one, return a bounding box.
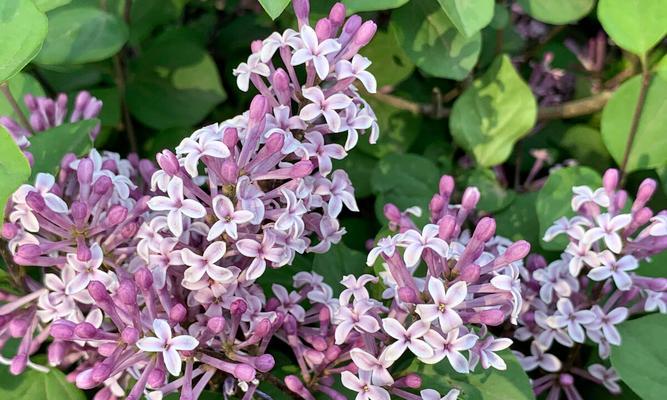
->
[0,82,34,134]
[620,57,651,181]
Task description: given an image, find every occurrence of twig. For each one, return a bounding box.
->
[620,59,651,180]
[113,0,138,153]
[0,82,34,134]
[537,91,613,121]
[371,90,611,121]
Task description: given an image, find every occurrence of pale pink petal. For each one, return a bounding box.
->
[170,335,199,351]
[163,347,182,376]
[136,337,165,352]
[153,319,172,342]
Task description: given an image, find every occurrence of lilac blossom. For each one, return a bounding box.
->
[512,168,667,399]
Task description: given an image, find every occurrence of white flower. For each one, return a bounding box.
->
[208,195,254,240]
[260,29,300,62]
[339,274,377,305]
[416,280,466,332]
[564,240,600,276]
[136,319,198,376]
[176,130,230,177]
[236,233,285,280]
[300,131,346,176]
[571,186,609,211]
[272,284,305,322]
[147,177,207,237]
[13,172,69,213]
[420,389,460,400]
[181,242,233,284]
[366,236,397,266]
[335,55,377,93]
[65,244,113,295]
[533,260,577,303]
[339,103,374,150]
[583,213,632,253]
[275,189,307,232]
[644,289,667,313]
[516,342,561,372]
[382,318,433,361]
[469,330,513,370]
[341,370,390,400]
[588,364,621,394]
[587,251,637,291]
[291,25,341,79]
[586,306,627,346]
[547,298,595,343]
[397,224,449,267]
[299,87,351,132]
[307,216,345,253]
[649,214,667,236]
[422,328,477,373]
[543,216,590,242]
[334,301,380,344]
[349,348,395,386]
[314,169,358,217]
[490,266,523,324]
[233,53,270,92]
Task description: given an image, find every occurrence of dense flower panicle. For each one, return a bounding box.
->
[1,2,380,400]
[0,149,153,380]
[272,174,528,400]
[0,91,103,164]
[512,168,667,399]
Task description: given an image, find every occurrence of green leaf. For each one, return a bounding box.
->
[450,55,537,167]
[536,166,601,250]
[406,350,534,400]
[259,0,290,20]
[0,72,45,119]
[0,366,85,399]
[494,192,540,246]
[361,29,415,88]
[0,266,21,295]
[391,0,482,80]
[560,125,612,173]
[601,71,667,172]
[332,151,377,198]
[610,314,667,400]
[129,0,189,45]
[0,126,31,213]
[343,0,409,13]
[598,0,667,56]
[312,242,367,295]
[462,168,515,212]
[127,30,226,130]
[89,87,120,128]
[35,6,128,65]
[517,0,595,24]
[371,153,440,225]
[28,119,98,178]
[34,0,71,12]
[356,97,422,159]
[0,0,48,82]
[437,0,494,37]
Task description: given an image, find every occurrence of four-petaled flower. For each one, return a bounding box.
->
[233,53,270,92]
[420,389,460,400]
[291,25,341,79]
[136,319,198,376]
[336,55,377,93]
[422,328,478,373]
[584,213,632,253]
[547,298,595,343]
[349,348,395,386]
[341,370,390,400]
[176,130,230,177]
[181,242,233,284]
[334,301,380,344]
[148,177,207,237]
[299,87,352,132]
[236,233,285,280]
[586,306,627,346]
[571,186,609,211]
[65,244,113,295]
[382,318,433,361]
[272,284,306,321]
[398,224,449,267]
[416,280,467,332]
[301,131,347,176]
[339,274,377,305]
[587,251,638,291]
[515,342,561,372]
[208,195,254,240]
[588,364,621,394]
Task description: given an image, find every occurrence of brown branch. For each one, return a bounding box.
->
[371,90,612,122]
[537,91,613,121]
[620,62,651,179]
[0,82,34,134]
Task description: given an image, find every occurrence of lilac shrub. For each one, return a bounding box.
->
[512,169,667,399]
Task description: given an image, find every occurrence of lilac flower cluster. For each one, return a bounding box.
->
[0,1,383,399]
[512,168,667,399]
[0,91,103,164]
[269,175,530,399]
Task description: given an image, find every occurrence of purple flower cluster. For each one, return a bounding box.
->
[0,91,103,164]
[269,175,529,400]
[512,168,667,399]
